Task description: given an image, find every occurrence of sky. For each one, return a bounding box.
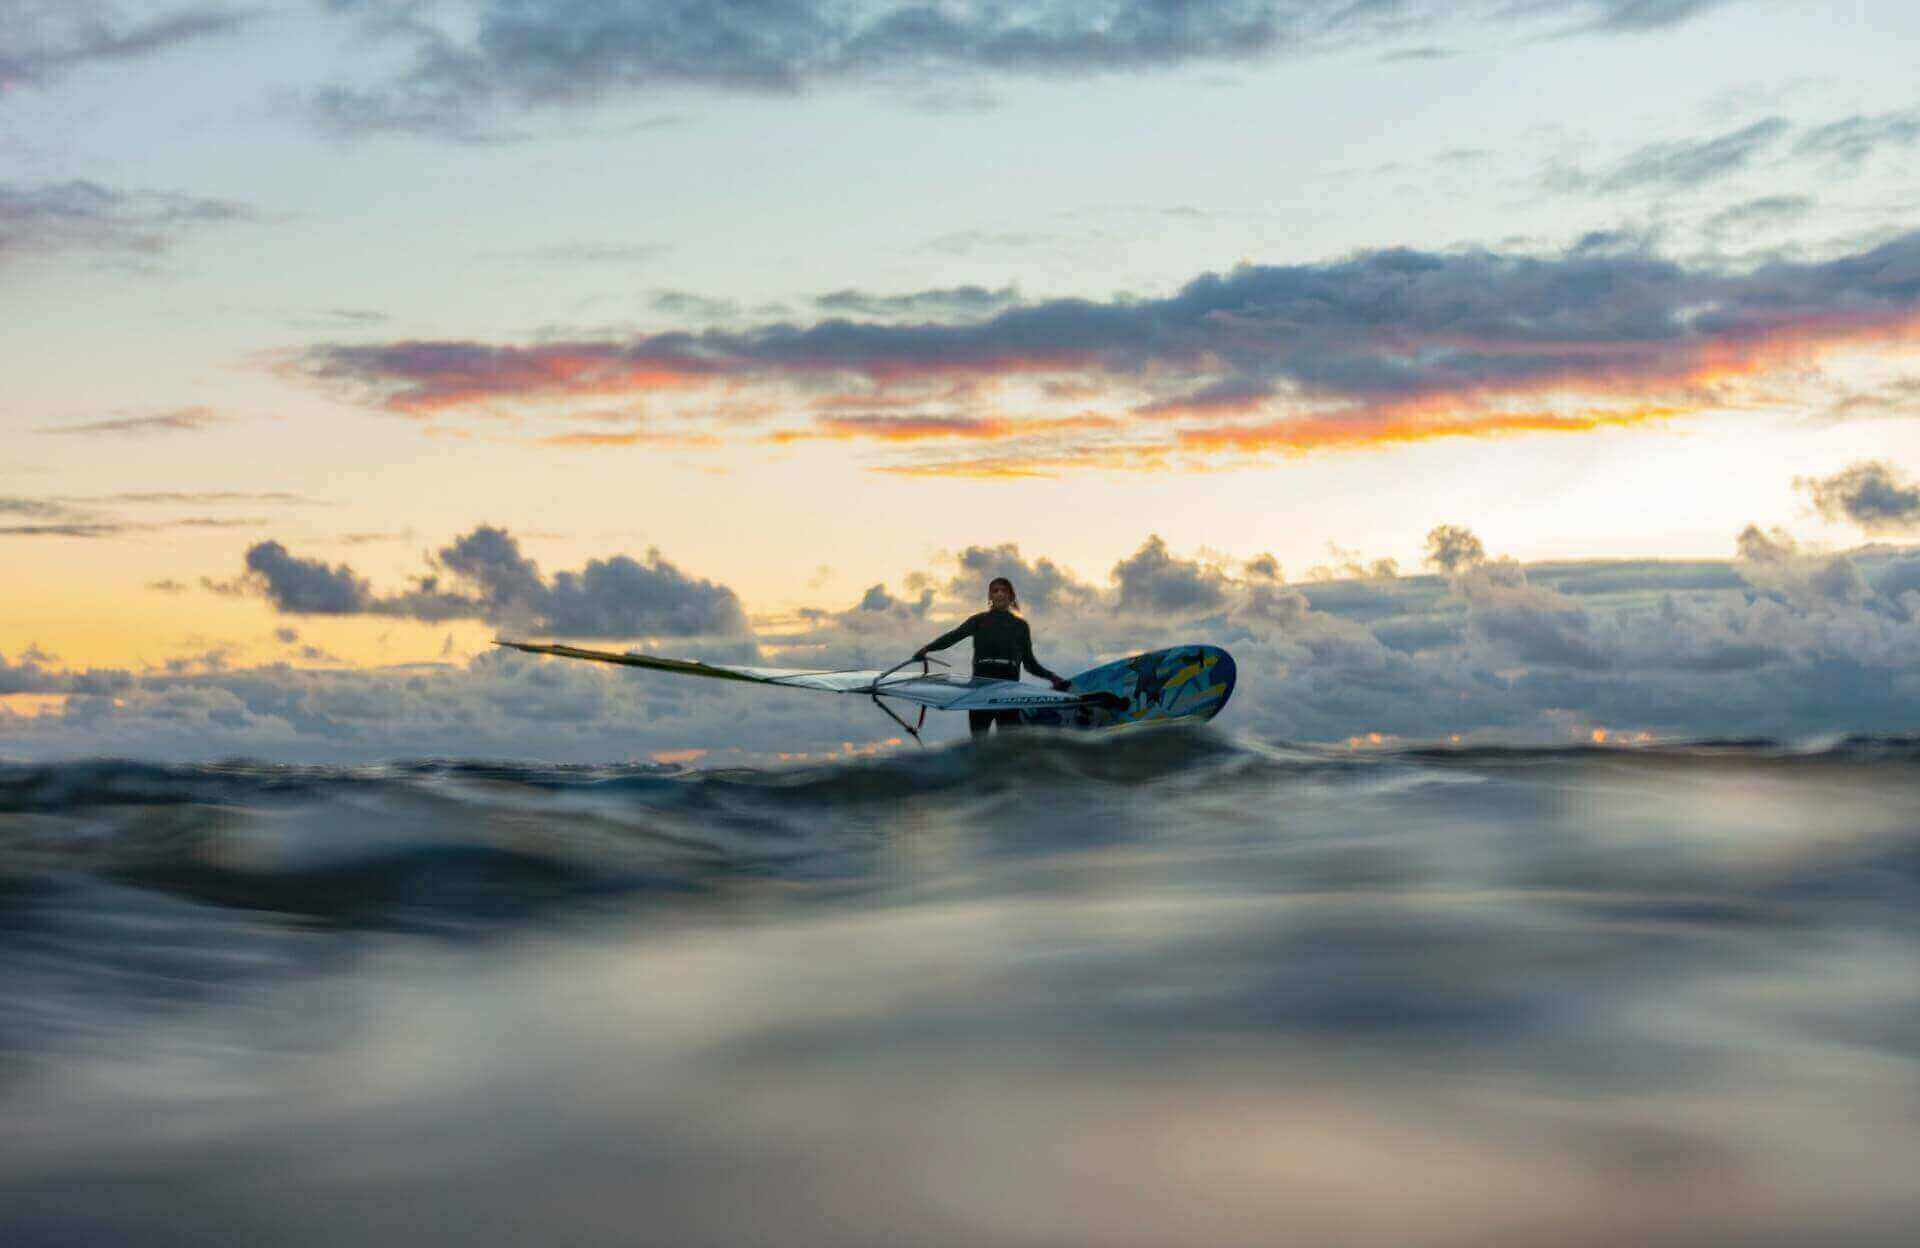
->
[4,0,1920,760]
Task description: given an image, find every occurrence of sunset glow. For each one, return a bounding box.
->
[2,0,1917,759]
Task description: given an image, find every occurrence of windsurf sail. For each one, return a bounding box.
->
[495,640,1091,742]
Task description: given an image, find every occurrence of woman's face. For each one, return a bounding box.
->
[987,582,1013,610]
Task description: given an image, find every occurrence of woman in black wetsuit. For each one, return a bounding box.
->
[914,576,1072,738]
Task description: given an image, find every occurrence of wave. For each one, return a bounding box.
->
[7,727,1919,818]
[6,729,1919,927]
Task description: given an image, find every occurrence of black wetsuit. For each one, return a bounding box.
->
[920,609,1063,737]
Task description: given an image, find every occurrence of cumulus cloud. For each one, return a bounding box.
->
[1798,461,1920,535]
[1733,524,1871,610]
[9,527,1920,760]
[300,231,1920,475]
[1461,571,1612,671]
[1424,524,1486,573]
[241,526,750,639]
[762,581,938,668]
[944,543,1100,613]
[303,1,1743,137]
[1736,523,1796,564]
[1304,543,1398,582]
[1112,535,1231,616]
[0,649,132,697]
[244,541,374,614]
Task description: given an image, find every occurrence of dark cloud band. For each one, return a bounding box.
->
[300,231,1920,468]
[309,0,1741,136]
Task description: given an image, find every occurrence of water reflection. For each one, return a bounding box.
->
[2,735,1917,1245]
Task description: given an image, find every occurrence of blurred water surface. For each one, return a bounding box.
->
[3,729,1918,1246]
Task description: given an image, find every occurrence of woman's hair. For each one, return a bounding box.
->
[988,576,1020,611]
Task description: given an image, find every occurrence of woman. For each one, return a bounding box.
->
[915,576,1073,737]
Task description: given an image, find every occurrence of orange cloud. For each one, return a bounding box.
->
[769,416,1016,444]
[295,236,1920,471]
[770,413,1120,445]
[1179,402,1692,454]
[389,355,710,415]
[877,442,1183,479]
[538,429,723,448]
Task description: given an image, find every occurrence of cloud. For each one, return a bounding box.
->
[1735,523,1796,564]
[244,540,375,614]
[298,231,1920,473]
[1733,524,1871,609]
[1798,461,1920,535]
[524,242,672,265]
[650,290,743,322]
[1304,543,1399,582]
[1424,525,1486,573]
[1,497,73,520]
[1112,535,1231,615]
[306,1,1741,137]
[1578,0,1735,33]
[0,523,135,538]
[0,180,255,266]
[797,530,1920,746]
[814,284,1023,323]
[771,414,1014,443]
[0,649,131,697]
[923,229,1058,257]
[1792,109,1920,168]
[339,530,416,545]
[0,490,298,541]
[34,407,225,436]
[1702,194,1813,240]
[1460,568,1612,671]
[241,526,751,639]
[944,543,1100,614]
[80,490,322,505]
[1245,554,1282,581]
[10,528,1920,760]
[1548,117,1789,194]
[0,2,246,92]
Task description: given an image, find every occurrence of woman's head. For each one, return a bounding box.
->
[987,577,1019,611]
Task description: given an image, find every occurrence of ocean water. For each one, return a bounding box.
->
[3,728,1917,1246]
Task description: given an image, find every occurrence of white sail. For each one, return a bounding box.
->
[494,641,1083,712]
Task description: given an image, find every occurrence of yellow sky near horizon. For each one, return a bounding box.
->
[8,392,1915,675]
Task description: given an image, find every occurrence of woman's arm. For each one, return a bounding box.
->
[1018,620,1071,689]
[914,614,979,658]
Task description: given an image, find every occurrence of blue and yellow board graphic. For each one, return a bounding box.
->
[1021,644,1236,731]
